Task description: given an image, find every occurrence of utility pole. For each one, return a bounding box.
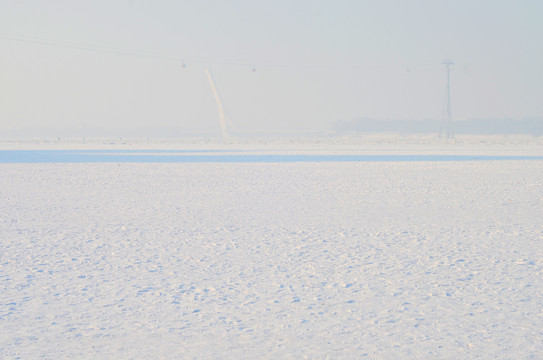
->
[440,59,454,139]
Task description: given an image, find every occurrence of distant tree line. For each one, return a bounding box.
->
[332,117,543,136]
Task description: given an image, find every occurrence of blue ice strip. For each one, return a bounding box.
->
[1,150,542,163]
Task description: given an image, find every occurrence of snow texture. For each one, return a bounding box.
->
[1,139,542,359]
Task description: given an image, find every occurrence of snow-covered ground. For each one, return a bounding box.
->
[1,138,542,359]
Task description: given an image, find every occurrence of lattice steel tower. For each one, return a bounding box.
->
[440,59,454,139]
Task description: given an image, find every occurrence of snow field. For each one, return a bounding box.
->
[1,160,542,359]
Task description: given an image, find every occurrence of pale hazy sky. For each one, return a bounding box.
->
[1,0,542,136]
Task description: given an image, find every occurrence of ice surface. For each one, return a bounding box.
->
[1,139,542,359]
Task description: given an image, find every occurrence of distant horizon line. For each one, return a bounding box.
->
[1,117,542,138]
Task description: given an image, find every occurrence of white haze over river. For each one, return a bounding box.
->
[1,137,542,359]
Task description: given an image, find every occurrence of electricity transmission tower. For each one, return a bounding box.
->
[205,68,240,140]
[439,59,454,139]
[205,68,229,140]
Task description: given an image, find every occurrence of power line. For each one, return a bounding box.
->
[0,33,182,61]
[0,33,437,71]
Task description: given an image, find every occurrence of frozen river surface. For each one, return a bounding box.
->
[1,146,542,359]
[1,149,543,163]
